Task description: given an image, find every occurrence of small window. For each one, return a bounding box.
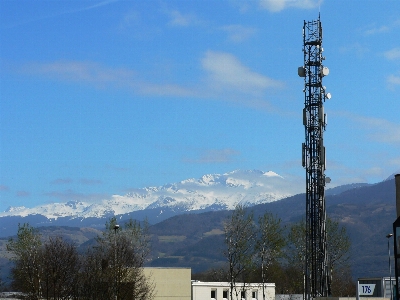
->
[223,290,228,300]
[252,291,257,300]
[211,289,216,300]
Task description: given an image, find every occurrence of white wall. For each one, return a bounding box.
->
[192,281,275,300]
[144,267,191,300]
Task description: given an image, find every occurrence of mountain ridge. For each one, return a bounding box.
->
[0,173,398,284]
[0,170,298,220]
[0,169,392,239]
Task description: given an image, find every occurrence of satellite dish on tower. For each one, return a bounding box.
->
[321,66,329,76]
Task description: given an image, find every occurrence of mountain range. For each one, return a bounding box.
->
[0,169,399,286]
[0,170,303,237]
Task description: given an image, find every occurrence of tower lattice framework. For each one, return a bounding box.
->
[299,15,330,300]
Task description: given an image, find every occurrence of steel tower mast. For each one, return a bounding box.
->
[298,15,331,300]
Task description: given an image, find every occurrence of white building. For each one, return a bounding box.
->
[192,281,275,300]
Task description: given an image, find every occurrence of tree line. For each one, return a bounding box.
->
[6,207,354,299]
[6,217,154,300]
[194,205,355,298]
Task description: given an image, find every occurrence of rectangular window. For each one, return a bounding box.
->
[211,289,216,300]
[223,290,228,300]
[252,291,257,300]
[241,291,246,300]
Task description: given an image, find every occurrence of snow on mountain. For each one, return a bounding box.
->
[0,170,302,220]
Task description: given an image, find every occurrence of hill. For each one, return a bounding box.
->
[145,178,397,277]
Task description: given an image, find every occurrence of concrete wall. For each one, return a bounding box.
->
[144,267,191,300]
[192,281,275,300]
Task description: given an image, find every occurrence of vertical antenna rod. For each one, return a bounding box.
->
[298,15,331,300]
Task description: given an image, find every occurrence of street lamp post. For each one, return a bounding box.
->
[387,233,393,300]
[114,224,120,300]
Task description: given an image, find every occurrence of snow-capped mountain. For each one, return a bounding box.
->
[0,170,302,220]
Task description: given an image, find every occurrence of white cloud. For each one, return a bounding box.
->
[327,111,400,184]
[202,51,284,95]
[5,0,118,28]
[19,61,193,96]
[259,0,322,12]
[364,25,390,35]
[260,0,286,12]
[132,82,193,97]
[387,74,400,88]
[16,53,284,110]
[119,11,141,30]
[324,158,395,186]
[221,25,256,43]
[339,43,370,58]
[23,61,134,86]
[384,48,400,60]
[168,10,190,26]
[359,116,400,144]
[364,19,400,36]
[340,111,400,144]
[165,9,202,27]
[230,1,252,14]
[81,0,118,11]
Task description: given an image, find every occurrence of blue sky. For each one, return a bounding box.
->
[1,0,400,211]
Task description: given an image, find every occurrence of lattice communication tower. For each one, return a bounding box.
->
[298,15,331,300]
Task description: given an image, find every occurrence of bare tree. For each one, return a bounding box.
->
[255,213,285,300]
[123,218,151,267]
[81,217,154,300]
[330,264,355,297]
[7,223,43,300]
[7,220,153,300]
[285,217,353,296]
[285,219,306,294]
[326,218,352,296]
[79,246,106,300]
[223,205,256,300]
[41,236,80,300]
